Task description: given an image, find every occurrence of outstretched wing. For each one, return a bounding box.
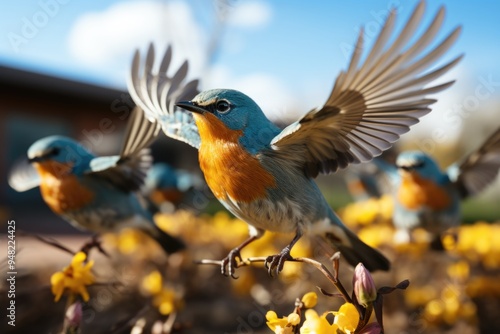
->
[449,128,500,198]
[87,107,158,192]
[128,43,201,149]
[271,1,462,178]
[8,158,40,192]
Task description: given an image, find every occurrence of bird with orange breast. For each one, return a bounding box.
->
[370,128,500,243]
[9,80,198,254]
[128,1,462,276]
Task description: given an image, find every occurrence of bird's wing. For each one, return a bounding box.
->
[448,128,500,198]
[8,158,40,192]
[270,1,462,178]
[128,43,201,149]
[86,107,157,192]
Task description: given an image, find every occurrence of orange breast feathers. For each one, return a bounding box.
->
[35,161,95,214]
[397,172,451,211]
[193,113,276,203]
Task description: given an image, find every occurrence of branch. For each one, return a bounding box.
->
[196,256,352,303]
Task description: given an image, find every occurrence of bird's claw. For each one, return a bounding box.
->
[221,248,242,279]
[264,247,293,277]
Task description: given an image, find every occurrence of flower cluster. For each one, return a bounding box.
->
[266,292,362,334]
[266,261,408,334]
[443,222,500,268]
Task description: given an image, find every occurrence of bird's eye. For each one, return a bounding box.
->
[50,147,60,156]
[216,100,231,113]
[414,161,425,168]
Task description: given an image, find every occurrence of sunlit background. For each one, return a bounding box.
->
[1,1,500,333]
[1,0,499,221]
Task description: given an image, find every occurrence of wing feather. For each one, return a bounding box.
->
[451,128,500,198]
[87,108,157,192]
[271,1,462,177]
[127,43,201,148]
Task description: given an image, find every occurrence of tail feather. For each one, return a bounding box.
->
[327,227,390,272]
[148,225,186,254]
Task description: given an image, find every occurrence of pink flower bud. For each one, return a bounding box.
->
[353,263,377,308]
[65,301,83,328]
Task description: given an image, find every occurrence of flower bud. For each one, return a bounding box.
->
[353,263,377,308]
[65,301,83,330]
[301,292,318,308]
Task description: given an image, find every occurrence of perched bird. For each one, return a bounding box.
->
[345,163,390,202]
[373,128,500,243]
[128,1,462,275]
[142,162,205,213]
[8,107,191,254]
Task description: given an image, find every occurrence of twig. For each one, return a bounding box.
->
[196,256,353,303]
[18,230,76,255]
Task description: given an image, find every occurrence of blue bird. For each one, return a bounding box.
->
[371,128,500,243]
[128,1,462,275]
[8,107,193,254]
[142,162,205,213]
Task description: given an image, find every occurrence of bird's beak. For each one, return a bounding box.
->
[28,156,43,163]
[176,101,206,114]
[397,165,411,171]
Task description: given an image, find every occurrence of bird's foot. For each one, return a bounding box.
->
[221,248,243,279]
[265,247,294,277]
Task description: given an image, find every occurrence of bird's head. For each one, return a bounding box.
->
[27,136,94,176]
[176,89,279,152]
[396,151,443,182]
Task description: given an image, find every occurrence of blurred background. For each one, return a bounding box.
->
[1,1,499,333]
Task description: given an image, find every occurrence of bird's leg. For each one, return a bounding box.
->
[221,235,260,279]
[265,231,303,277]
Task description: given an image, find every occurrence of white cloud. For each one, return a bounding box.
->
[67,0,299,125]
[226,1,272,29]
[67,0,206,85]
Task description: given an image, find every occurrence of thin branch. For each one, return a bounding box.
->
[195,256,353,303]
[18,230,76,255]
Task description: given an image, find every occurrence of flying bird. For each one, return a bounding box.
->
[8,107,193,254]
[128,1,462,275]
[373,127,500,243]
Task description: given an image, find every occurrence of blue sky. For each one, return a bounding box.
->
[1,0,500,139]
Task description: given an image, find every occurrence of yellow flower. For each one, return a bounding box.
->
[153,287,182,315]
[300,309,338,334]
[301,292,318,308]
[50,252,95,302]
[141,270,163,295]
[333,303,359,334]
[266,311,298,334]
[405,285,437,308]
[447,261,469,282]
[358,225,394,248]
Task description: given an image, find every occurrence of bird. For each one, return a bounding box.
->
[371,127,500,243]
[127,1,462,276]
[8,106,194,255]
[344,160,393,202]
[142,162,205,213]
